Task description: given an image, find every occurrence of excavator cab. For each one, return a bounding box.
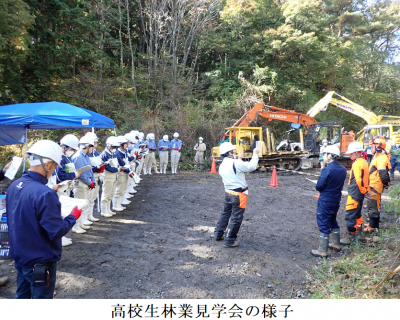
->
[360,124,400,152]
[305,122,354,156]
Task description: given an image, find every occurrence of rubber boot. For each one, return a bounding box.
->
[175,165,178,174]
[107,201,116,216]
[148,167,152,175]
[112,197,124,212]
[163,166,167,174]
[311,233,329,258]
[129,187,137,194]
[340,232,356,245]
[121,194,131,205]
[125,191,133,199]
[116,197,126,210]
[72,218,87,234]
[0,277,9,287]
[390,173,394,180]
[143,168,148,175]
[81,209,93,226]
[79,214,91,230]
[171,166,175,174]
[100,203,112,217]
[62,236,73,247]
[329,228,341,251]
[155,167,160,174]
[88,210,99,222]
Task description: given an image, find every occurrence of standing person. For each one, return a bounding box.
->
[55,134,82,244]
[114,136,134,210]
[72,135,96,233]
[125,133,138,194]
[319,139,328,169]
[338,142,369,245]
[194,137,206,170]
[85,132,105,223]
[158,135,170,174]
[389,137,400,180]
[214,142,259,248]
[100,136,120,217]
[170,132,182,174]
[6,140,81,299]
[0,159,12,287]
[364,138,390,232]
[311,145,346,257]
[250,135,259,151]
[144,133,159,174]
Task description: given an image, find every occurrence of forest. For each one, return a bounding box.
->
[1,0,399,152]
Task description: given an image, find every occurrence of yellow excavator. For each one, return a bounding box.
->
[307,91,400,151]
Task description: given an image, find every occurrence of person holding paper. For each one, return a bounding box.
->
[0,160,12,180]
[194,137,206,170]
[158,135,170,174]
[72,135,96,233]
[6,140,81,299]
[170,132,182,174]
[100,136,120,217]
[249,135,259,152]
[144,133,159,174]
[85,132,105,223]
[114,136,133,210]
[125,132,139,194]
[55,134,82,245]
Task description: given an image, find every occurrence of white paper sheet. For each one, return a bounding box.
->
[306,178,318,184]
[59,195,89,218]
[4,156,23,180]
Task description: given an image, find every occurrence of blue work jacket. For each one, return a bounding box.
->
[116,148,130,173]
[158,140,170,151]
[148,140,156,151]
[101,149,118,173]
[72,150,95,186]
[6,171,76,267]
[55,154,76,183]
[316,160,347,203]
[170,139,182,151]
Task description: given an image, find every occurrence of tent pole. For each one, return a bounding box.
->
[92,127,94,133]
[114,128,117,136]
[23,127,28,171]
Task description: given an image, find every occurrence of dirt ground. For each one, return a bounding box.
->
[0,168,397,299]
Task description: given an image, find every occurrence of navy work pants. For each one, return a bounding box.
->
[15,262,57,299]
[316,199,340,234]
[215,192,246,245]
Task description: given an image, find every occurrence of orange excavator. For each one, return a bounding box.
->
[222,103,317,139]
[213,103,354,170]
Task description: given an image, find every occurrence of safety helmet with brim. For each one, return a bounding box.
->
[118,136,129,145]
[85,132,99,142]
[28,140,63,178]
[79,135,95,148]
[173,132,179,138]
[60,134,80,151]
[372,138,386,151]
[323,145,340,157]
[199,137,203,141]
[163,135,169,142]
[219,142,236,155]
[106,136,120,147]
[345,142,364,154]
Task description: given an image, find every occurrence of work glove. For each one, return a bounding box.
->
[70,206,82,220]
[98,166,105,173]
[134,152,139,157]
[129,172,134,178]
[119,167,125,172]
[88,182,96,189]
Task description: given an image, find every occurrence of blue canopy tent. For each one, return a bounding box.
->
[0,101,115,169]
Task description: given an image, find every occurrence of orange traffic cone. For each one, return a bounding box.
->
[209,157,218,174]
[268,165,279,187]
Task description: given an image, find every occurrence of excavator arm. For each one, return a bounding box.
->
[307,91,380,125]
[222,103,317,139]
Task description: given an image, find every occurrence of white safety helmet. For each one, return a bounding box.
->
[27,140,63,167]
[118,136,129,145]
[322,139,328,144]
[85,132,99,142]
[173,132,179,138]
[199,137,203,141]
[131,130,139,138]
[124,133,135,143]
[219,142,236,155]
[60,134,80,151]
[148,133,155,140]
[163,135,169,142]
[345,142,364,154]
[106,136,120,147]
[139,132,145,139]
[79,135,95,148]
[324,145,341,157]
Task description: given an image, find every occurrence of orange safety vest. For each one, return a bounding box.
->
[348,157,369,198]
